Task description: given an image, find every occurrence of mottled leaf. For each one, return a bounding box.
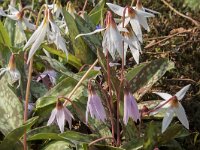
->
[0,77,23,135]
[42,44,82,69]
[127,58,174,99]
[0,117,38,150]
[0,21,11,47]
[89,0,106,25]
[42,141,71,150]
[63,9,96,64]
[75,13,102,54]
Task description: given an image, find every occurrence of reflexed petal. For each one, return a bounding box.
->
[144,7,160,15]
[0,9,6,16]
[135,9,155,17]
[23,20,45,50]
[47,108,57,125]
[9,69,21,82]
[0,68,7,76]
[75,28,106,39]
[27,23,48,63]
[130,45,139,64]
[162,108,174,133]
[23,17,36,30]
[174,102,189,129]
[175,84,191,101]
[8,5,19,15]
[137,15,150,32]
[54,34,68,59]
[106,3,126,17]
[56,109,65,133]
[129,94,140,122]
[7,14,18,20]
[130,18,143,43]
[153,92,172,100]
[64,107,74,129]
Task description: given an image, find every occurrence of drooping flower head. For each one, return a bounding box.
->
[86,82,107,124]
[47,99,74,133]
[24,5,68,63]
[49,0,63,18]
[0,54,21,87]
[152,84,191,133]
[123,84,140,125]
[107,3,155,43]
[124,25,141,64]
[36,69,57,86]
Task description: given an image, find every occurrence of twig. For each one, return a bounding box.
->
[144,29,192,49]
[161,0,199,27]
[63,59,98,106]
[82,0,88,12]
[89,136,114,146]
[165,78,196,83]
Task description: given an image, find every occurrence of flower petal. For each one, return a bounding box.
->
[27,23,48,63]
[135,9,155,18]
[23,17,36,30]
[75,28,106,39]
[175,84,191,101]
[56,109,65,133]
[162,108,174,133]
[106,3,125,16]
[130,45,140,64]
[153,92,172,100]
[8,5,19,15]
[174,102,189,129]
[47,108,57,126]
[129,18,143,43]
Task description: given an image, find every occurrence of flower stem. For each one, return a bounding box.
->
[23,58,33,150]
[63,59,98,106]
[116,6,128,146]
[106,50,115,145]
[23,5,46,150]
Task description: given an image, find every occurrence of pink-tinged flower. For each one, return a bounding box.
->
[123,86,140,125]
[23,6,68,63]
[47,99,74,133]
[0,54,21,87]
[36,69,57,86]
[86,84,107,124]
[76,11,135,61]
[106,3,155,43]
[152,84,191,133]
[124,25,141,64]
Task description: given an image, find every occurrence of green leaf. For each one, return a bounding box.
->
[143,121,159,150]
[42,44,82,69]
[127,58,174,99]
[31,81,48,99]
[89,0,106,25]
[42,141,71,150]
[75,13,102,54]
[59,131,97,143]
[89,144,125,150]
[0,77,23,135]
[0,21,11,48]
[28,133,63,141]
[0,116,38,150]
[122,137,143,150]
[63,10,96,64]
[4,18,15,46]
[158,124,190,145]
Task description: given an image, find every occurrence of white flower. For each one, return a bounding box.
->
[152,84,191,133]
[123,26,141,64]
[23,6,68,63]
[0,54,21,87]
[48,0,63,18]
[76,11,135,62]
[106,3,155,43]
[47,100,74,133]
